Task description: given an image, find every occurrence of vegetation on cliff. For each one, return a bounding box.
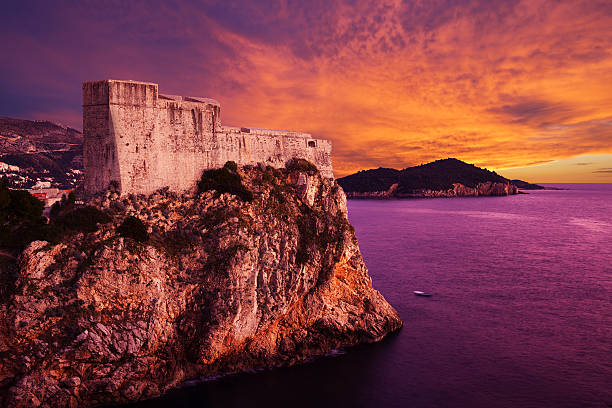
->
[117,216,149,243]
[197,161,253,202]
[0,180,111,253]
[0,162,401,407]
[0,178,57,251]
[337,158,523,198]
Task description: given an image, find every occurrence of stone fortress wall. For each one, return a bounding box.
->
[83,80,333,196]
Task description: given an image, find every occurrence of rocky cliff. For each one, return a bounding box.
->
[346,181,518,198]
[0,163,401,407]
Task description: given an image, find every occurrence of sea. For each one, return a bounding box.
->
[131,183,612,408]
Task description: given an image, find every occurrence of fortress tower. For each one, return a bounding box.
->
[83,80,333,196]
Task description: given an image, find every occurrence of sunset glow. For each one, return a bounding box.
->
[1,0,611,180]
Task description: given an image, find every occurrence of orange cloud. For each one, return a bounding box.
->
[197,0,612,179]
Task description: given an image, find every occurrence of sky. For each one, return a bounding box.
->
[0,0,611,181]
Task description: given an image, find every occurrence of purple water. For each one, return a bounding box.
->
[130,183,612,408]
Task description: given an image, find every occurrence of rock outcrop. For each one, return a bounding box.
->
[346,181,518,198]
[0,164,401,407]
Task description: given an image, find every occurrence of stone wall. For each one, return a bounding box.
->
[215,127,333,178]
[83,80,333,196]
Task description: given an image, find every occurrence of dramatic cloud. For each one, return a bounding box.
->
[0,0,611,180]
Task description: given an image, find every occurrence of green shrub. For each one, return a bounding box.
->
[0,223,63,250]
[286,158,318,174]
[0,181,113,252]
[224,161,238,172]
[271,185,287,204]
[0,182,44,224]
[117,216,149,242]
[49,192,76,219]
[262,171,277,185]
[108,180,120,191]
[295,216,317,264]
[0,182,49,251]
[55,206,112,233]
[197,163,253,202]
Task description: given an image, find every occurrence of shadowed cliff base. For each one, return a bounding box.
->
[0,161,401,407]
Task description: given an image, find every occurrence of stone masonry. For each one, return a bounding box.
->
[83,80,333,195]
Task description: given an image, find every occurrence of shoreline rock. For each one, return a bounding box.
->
[345,181,519,199]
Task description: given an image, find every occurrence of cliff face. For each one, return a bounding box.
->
[0,165,401,407]
[346,181,518,198]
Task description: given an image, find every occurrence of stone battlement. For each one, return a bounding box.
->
[159,94,221,106]
[83,80,333,195]
[221,126,311,138]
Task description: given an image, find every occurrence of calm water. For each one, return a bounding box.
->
[133,183,612,408]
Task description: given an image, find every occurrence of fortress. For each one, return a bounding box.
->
[83,79,333,195]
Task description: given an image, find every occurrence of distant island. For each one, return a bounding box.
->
[337,158,544,199]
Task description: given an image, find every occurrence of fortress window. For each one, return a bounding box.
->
[308,140,316,147]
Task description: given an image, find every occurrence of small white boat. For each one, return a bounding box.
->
[413,291,432,297]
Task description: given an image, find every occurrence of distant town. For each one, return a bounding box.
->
[0,116,83,208]
[0,163,82,190]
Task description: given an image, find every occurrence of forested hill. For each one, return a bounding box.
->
[338,158,507,193]
[336,158,545,198]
